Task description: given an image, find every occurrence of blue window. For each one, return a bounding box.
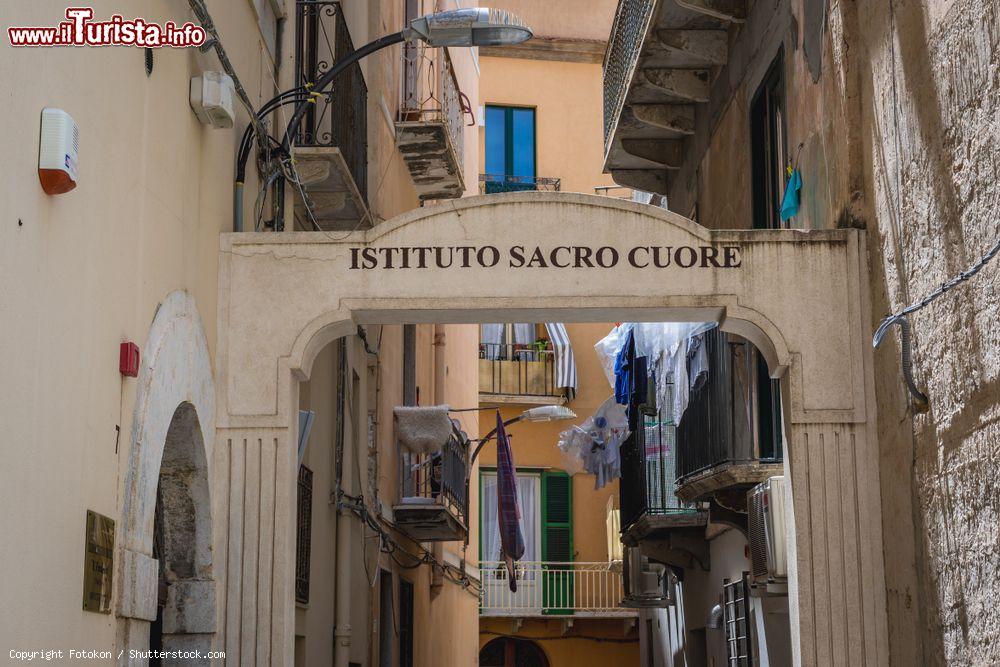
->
[484,105,536,193]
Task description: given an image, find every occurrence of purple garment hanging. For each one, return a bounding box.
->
[495,410,525,591]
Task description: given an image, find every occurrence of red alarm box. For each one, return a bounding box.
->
[120,342,140,377]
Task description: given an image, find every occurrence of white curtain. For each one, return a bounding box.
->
[512,323,535,345]
[480,324,504,360]
[481,473,539,562]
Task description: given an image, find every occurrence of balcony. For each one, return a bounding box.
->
[479,561,636,619]
[479,174,561,194]
[396,45,469,201]
[394,426,470,542]
[293,0,370,230]
[674,329,783,504]
[603,0,745,195]
[619,379,708,552]
[479,343,568,407]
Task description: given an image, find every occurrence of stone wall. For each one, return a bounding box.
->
[859,0,1000,664]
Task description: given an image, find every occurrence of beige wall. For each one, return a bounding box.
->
[0,0,285,654]
[480,0,617,42]
[0,0,484,663]
[477,0,619,197]
[478,57,619,195]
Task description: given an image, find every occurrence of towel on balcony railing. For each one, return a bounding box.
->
[495,410,525,592]
[394,405,452,455]
[544,323,578,399]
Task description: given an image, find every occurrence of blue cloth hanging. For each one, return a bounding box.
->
[613,328,635,406]
[780,168,802,222]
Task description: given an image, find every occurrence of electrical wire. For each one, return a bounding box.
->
[338,491,482,597]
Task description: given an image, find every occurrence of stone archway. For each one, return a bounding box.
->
[215,192,889,666]
[116,290,216,664]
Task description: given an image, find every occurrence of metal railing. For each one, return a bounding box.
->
[294,0,368,198]
[603,0,657,149]
[399,428,469,527]
[620,380,700,530]
[479,343,563,398]
[675,330,783,483]
[399,43,469,168]
[479,561,633,617]
[479,174,562,194]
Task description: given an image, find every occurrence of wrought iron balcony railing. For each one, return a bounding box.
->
[396,44,470,199]
[603,0,657,149]
[395,426,469,541]
[478,343,565,402]
[479,174,561,194]
[675,329,783,486]
[294,0,368,198]
[479,561,635,617]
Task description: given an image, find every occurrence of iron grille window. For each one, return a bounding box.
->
[295,464,313,604]
[723,574,754,666]
[399,578,414,667]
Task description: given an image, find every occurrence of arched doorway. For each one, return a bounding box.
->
[479,637,549,667]
[114,290,217,665]
[147,402,214,662]
[216,192,889,664]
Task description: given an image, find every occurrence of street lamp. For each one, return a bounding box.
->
[234,8,532,231]
[404,8,533,47]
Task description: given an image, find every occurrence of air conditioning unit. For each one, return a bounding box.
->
[748,476,788,592]
[621,545,674,608]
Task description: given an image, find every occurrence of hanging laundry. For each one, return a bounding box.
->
[780,168,802,222]
[614,328,636,406]
[557,397,630,489]
[687,332,710,392]
[595,323,632,387]
[495,410,525,592]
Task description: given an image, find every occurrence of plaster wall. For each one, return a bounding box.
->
[478,57,620,195]
[0,0,284,655]
[479,0,618,42]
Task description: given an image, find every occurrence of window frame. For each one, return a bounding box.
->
[750,50,788,230]
[484,104,538,180]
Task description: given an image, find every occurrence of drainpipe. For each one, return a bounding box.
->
[333,338,352,667]
[431,325,447,595]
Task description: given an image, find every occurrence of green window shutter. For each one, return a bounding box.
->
[541,471,573,615]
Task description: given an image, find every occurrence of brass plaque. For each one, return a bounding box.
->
[82,510,114,614]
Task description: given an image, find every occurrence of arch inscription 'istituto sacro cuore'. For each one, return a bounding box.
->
[214,192,889,666]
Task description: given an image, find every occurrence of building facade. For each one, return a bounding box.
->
[603,0,999,664]
[1,1,484,665]
[1,0,996,666]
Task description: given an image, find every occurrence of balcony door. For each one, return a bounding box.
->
[484,105,536,193]
[481,471,542,611]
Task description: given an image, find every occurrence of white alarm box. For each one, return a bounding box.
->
[190,72,236,129]
[38,108,79,195]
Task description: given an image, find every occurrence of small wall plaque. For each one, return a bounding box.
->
[82,510,114,614]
